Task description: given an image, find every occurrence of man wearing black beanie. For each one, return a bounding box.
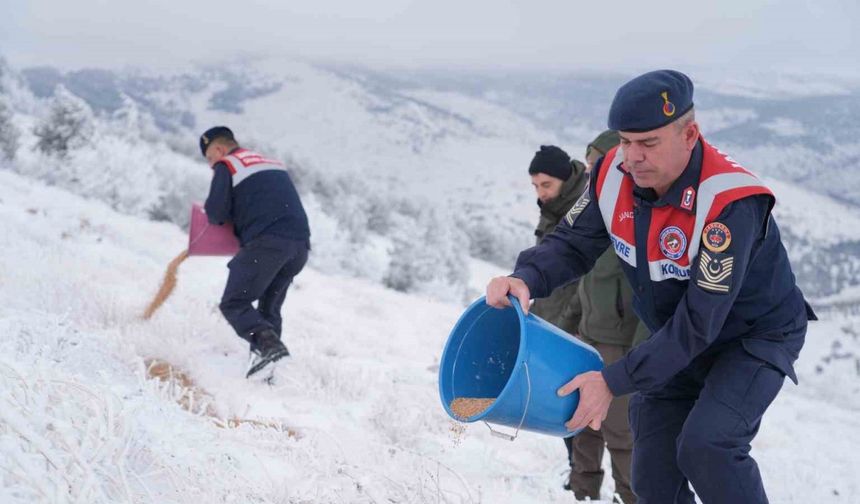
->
[529,144,574,182]
[528,145,588,343]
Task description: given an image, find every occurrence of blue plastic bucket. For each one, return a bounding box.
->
[438,296,603,439]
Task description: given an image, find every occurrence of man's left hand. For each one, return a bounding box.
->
[557,371,613,431]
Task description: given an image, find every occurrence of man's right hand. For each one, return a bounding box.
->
[486,276,531,314]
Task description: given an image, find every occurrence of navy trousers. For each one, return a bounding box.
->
[629,341,790,503]
[219,234,309,346]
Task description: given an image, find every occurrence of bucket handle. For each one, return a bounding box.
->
[483,361,531,441]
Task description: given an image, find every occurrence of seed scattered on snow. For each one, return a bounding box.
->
[145,358,299,437]
[448,420,466,447]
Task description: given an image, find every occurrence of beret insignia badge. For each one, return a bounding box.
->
[661,91,676,117]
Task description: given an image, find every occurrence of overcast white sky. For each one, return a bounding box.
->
[1,0,858,74]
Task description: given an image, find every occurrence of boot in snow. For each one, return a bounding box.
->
[246,328,290,379]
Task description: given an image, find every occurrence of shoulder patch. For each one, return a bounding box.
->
[703,222,731,252]
[697,250,733,294]
[564,192,590,226]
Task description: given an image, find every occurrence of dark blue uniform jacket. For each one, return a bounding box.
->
[512,142,815,396]
[204,148,310,247]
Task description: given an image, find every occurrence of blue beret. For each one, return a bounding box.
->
[608,70,694,132]
[199,126,235,157]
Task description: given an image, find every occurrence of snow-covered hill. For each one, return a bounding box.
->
[1,159,859,502]
[346,66,860,206]
[3,57,859,303]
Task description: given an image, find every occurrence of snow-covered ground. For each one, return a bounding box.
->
[1,162,858,503]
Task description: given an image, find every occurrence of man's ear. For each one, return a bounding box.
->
[684,121,700,150]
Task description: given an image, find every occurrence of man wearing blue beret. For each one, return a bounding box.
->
[200,126,310,380]
[487,70,815,503]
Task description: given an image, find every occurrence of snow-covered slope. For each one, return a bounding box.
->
[1,163,858,502]
[6,57,860,302]
[1,57,555,303]
[767,178,860,299]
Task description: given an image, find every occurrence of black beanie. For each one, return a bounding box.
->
[528,145,572,181]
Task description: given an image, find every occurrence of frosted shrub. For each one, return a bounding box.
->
[384,206,469,298]
[455,212,531,269]
[0,96,19,160]
[7,66,476,301]
[33,85,95,157]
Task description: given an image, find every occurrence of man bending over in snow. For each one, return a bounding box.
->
[200,126,310,379]
[487,70,816,503]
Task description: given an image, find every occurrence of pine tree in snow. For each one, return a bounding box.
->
[0,96,19,160]
[33,85,95,157]
[384,206,469,296]
[111,93,160,141]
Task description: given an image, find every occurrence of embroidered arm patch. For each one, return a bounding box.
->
[564,193,590,226]
[697,250,733,294]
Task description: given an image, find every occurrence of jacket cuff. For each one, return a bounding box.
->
[510,267,544,299]
[602,360,637,397]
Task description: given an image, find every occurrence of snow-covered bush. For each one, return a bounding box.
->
[33,85,94,157]
[384,205,469,299]
[0,97,19,160]
[6,63,478,301]
[8,82,208,225]
[284,156,471,298]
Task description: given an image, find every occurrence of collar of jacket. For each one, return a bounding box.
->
[538,159,588,220]
[211,146,244,171]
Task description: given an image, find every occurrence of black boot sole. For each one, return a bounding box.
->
[246,348,290,378]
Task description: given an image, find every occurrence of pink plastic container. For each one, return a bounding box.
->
[188,202,240,256]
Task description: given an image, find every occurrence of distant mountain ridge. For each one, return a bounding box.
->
[340,65,860,207]
[2,57,859,301]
